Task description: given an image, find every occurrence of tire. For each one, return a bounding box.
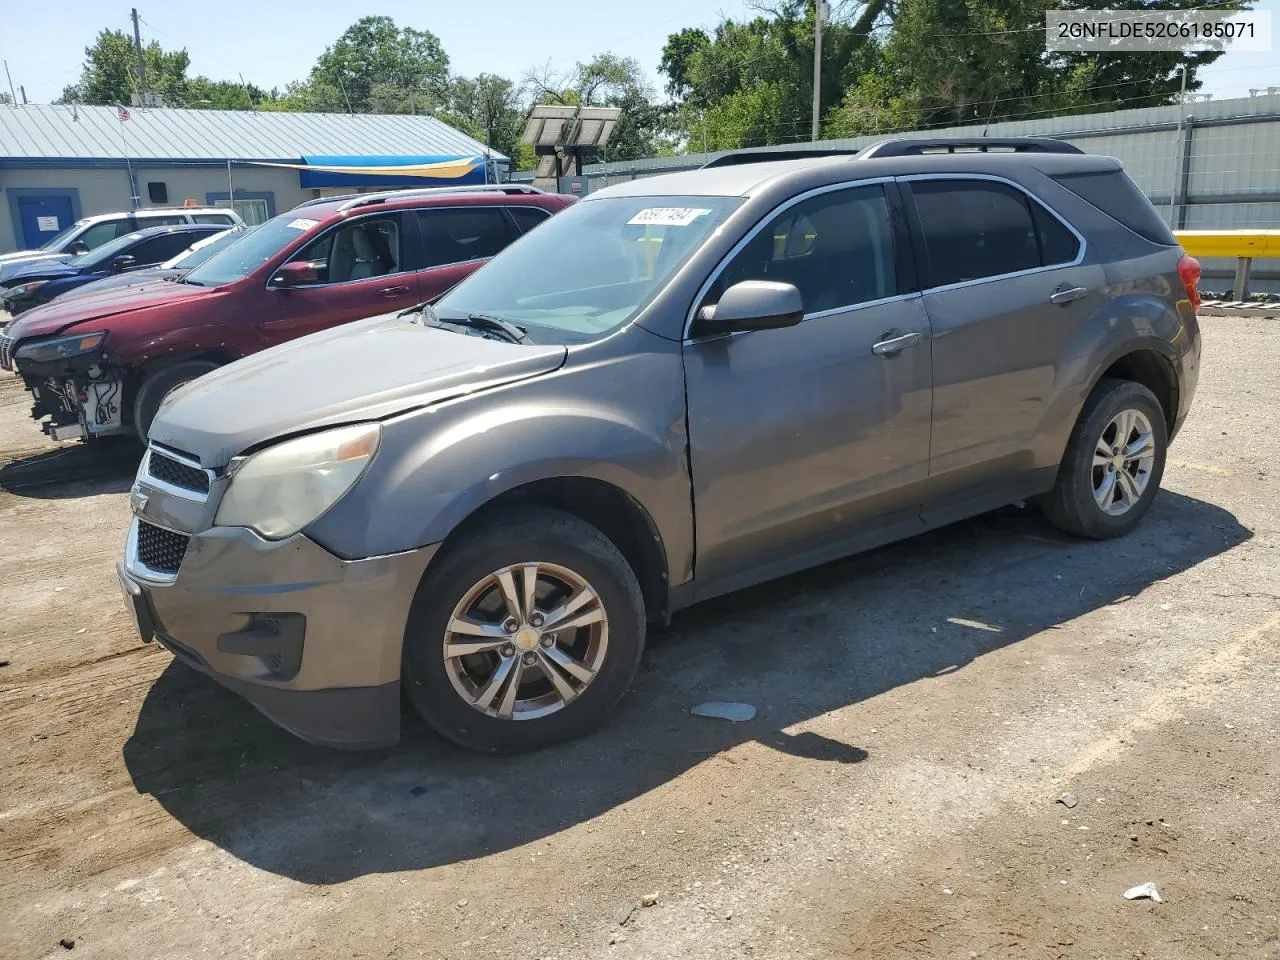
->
[1042,378,1168,539]
[132,360,220,443]
[402,507,646,753]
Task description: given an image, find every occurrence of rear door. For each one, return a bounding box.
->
[683,182,934,591]
[413,206,520,301]
[901,175,1106,516]
[260,212,420,346]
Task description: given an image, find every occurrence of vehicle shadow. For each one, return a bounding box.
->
[122,490,1249,884]
[0,440,138,497]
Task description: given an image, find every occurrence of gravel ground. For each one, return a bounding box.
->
[1,316,1277,960]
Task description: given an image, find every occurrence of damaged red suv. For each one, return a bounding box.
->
[0,185,573,442]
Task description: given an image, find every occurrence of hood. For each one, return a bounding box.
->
[50,269,180,303]
[2,260,83,286]
[4,280,212,340]
[0,251,72,278]
[150,312,569,467]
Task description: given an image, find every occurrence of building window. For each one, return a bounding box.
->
[214,197,270,226]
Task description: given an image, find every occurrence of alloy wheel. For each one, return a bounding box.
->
[1091,408,1156,516]
[442,561,609,721]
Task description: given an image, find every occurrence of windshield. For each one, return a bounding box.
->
[183,214,319,287]
[39,220,88,251]
[436,196,742,341]
[162,225,252,270]
[72,231,144,269]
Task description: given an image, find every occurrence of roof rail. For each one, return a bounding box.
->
[700,148,859,169]
[857,136,1083,158]
[337,183,546,212]
[293,193,361,208]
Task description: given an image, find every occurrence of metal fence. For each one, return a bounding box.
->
[514,94,1280,294]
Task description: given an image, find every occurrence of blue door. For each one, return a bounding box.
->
[17,195,76,249]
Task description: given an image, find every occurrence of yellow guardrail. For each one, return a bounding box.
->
[1173,230,1280,300]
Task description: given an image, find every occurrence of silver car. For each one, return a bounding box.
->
[118,138,1202,751]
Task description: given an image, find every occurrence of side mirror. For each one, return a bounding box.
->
[696,280,804,335]
[68,240,90,256]
[110,254,137,272]
[272,261,319,288]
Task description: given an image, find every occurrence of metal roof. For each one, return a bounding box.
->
[0,104,506,162]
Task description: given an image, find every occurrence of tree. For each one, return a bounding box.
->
[306,16,449,113]
[825,0,1240,138]
[58,29,191,105]
[184,76,280,110]
[445,74,526,158]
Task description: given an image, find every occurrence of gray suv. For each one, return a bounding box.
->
[118,138,1202,752]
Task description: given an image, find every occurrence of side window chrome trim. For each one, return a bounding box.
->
[682,176,897,341]
[897,173,1087,295]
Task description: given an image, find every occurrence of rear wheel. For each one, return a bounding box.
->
[132,360,219,443]
[402,507,645,753]
[1042,378,1167,539]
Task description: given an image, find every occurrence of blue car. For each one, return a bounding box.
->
[0,224,228,316]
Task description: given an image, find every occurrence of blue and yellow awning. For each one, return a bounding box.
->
[248,155,488,188]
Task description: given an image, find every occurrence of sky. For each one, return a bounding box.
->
[2,0,1278,107]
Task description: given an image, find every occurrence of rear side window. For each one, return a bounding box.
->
[1051,170,1175,245]
[910,180,1040,287]
[1030,203,1080,265]
[417,208,516,268]
[508,206,551,234]
[140,215,188,227]
[193,213,239,226]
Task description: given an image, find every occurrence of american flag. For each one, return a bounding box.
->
[116,104,131,122]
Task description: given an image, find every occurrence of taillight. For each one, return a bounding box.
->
[1177,252,1202,312]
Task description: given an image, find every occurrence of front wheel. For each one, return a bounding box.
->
[402,507,646,753]
[132,360,220,443]
[1042,378,1168,539]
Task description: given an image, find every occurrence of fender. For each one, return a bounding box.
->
[305,339,695,584]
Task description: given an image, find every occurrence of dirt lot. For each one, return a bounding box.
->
[1,317,1278,960]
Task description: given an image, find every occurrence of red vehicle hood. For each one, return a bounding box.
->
[4,280,213,340]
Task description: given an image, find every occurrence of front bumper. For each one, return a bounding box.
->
[120,519,437,749]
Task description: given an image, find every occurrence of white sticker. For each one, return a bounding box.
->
[286,218,319,230]
[626,207,712,227]
[36,216,60,231]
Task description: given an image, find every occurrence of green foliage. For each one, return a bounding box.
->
[58,29,190,105]
[305,15,449,113]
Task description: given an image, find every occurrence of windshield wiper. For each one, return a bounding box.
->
[452,313,531,344]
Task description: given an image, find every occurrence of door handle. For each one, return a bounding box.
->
[1049,285,1088,306]
[377,285,411,298]
[872,331,923,357]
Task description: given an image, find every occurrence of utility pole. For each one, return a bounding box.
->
[3,60,17,107]
[130,8,148,103]
[811,0,824,142]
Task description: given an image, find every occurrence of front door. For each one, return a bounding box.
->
[901,176,1107,515]
[17,194,76,248]
[683,183,934,593]
[262,212,421,346]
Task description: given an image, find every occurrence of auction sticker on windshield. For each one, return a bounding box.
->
[287,218,320,230]
[627,208,712,227]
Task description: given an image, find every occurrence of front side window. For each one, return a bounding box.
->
[417,208,514,268]
[73,231,146,268]
[436,195,742,342]
[129,232,204,266]
[708,184,898,315]
[288,216,401,284]
[910,180,1041,287]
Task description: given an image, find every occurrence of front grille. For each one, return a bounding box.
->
[136,520,190,575]
[0,334,13,370]
[147,449,210,494]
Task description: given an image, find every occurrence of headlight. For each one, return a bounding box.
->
[7,280,48,297]
[14,330,106,363]
[214,423,380,539]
